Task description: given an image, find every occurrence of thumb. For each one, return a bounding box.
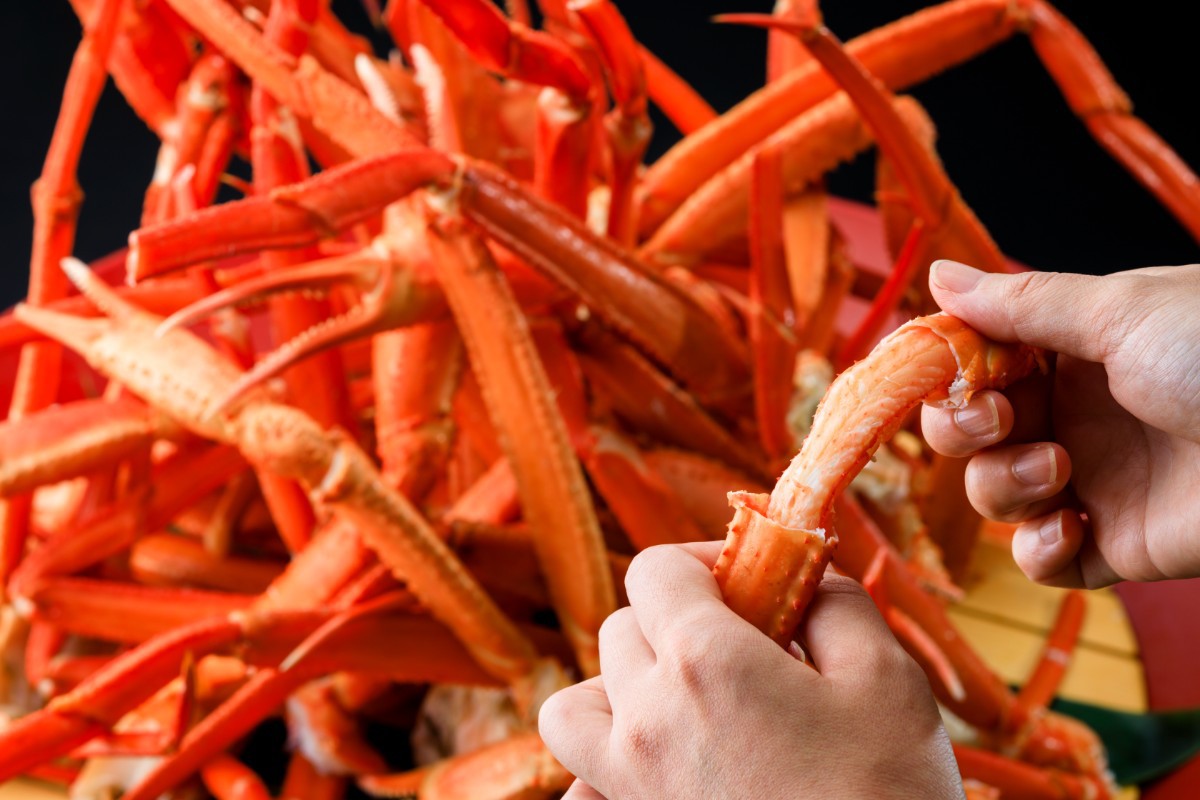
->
[929,260,1124,362]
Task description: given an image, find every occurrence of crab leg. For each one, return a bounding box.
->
[1017,590,1087,713]
[0,616,244,779]
[239,0,362,550]
[721,7,1008,293]
[28,578,254,644]
[715,315,1041,644]
[641,0,1200,242]
[128,148,455,282]
[130,534,283,593]
[424,200,615,677]
[582,426,705,550]
[118,593,537,800]
[247,0,352,434]
[572,0,651,245]
[767,0,815,81]
[142,53,242,225]
[459,160,750,404]
[8,445,246,600]
[374,322,463,499]
[201,755,273,800]
[286,678,388,775]
[571,321,764,479]
[0,609,503,783]
[282,753,346,800]
[719,320,1104,776]
[953,745,1109,800]
[66,0,194,135]
[164,0,415,157]
[416,0,596,217]
[636,44,717,136]
[358,730,572,800]
[1,0,124,592]
[747,143,798,462]
[0,396,176,498]
[0,272,211,352]
[639,93,888,265]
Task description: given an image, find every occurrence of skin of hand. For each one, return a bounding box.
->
[538,541,963,800]
[923,260,1200,588]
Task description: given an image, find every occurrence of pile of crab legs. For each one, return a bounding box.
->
[1,0,1197,797]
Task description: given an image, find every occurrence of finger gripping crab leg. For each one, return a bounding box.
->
[714,314,1042,646]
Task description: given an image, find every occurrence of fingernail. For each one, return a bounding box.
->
[954,393,998,439]
[1012,445,1057,487]
[1038,513,1063,546]
[931,260,984,294]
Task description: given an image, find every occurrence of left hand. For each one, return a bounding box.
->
[538,541,963,799]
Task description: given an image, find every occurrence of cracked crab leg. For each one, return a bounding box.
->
[715,314,1041,645]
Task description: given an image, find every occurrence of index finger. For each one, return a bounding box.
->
[622,542,749,653]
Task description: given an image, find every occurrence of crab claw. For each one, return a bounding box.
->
[159,245,450,414]
[15,258,247,441]
[12,258,149,359]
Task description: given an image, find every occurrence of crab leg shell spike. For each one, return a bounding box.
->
[717,315,1042,645]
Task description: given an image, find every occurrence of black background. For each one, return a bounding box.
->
[2,0,1197,310]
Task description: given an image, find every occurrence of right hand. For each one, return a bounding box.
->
[921,261,1200,588]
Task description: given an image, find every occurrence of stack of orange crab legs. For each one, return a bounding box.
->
[2,236,589,793]
[0,2,724,794]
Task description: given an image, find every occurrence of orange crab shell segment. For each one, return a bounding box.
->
[712,491,837,647]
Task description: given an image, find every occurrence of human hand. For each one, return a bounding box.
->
[923,261,1200,588]
[538,542,962,799]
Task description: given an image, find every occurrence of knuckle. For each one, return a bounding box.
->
[623,545,670,597]
[614,716,664,770]
[861,635,911,680]
[536,690,569,741]
[662,622,722,690]
[598,606,635,646]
